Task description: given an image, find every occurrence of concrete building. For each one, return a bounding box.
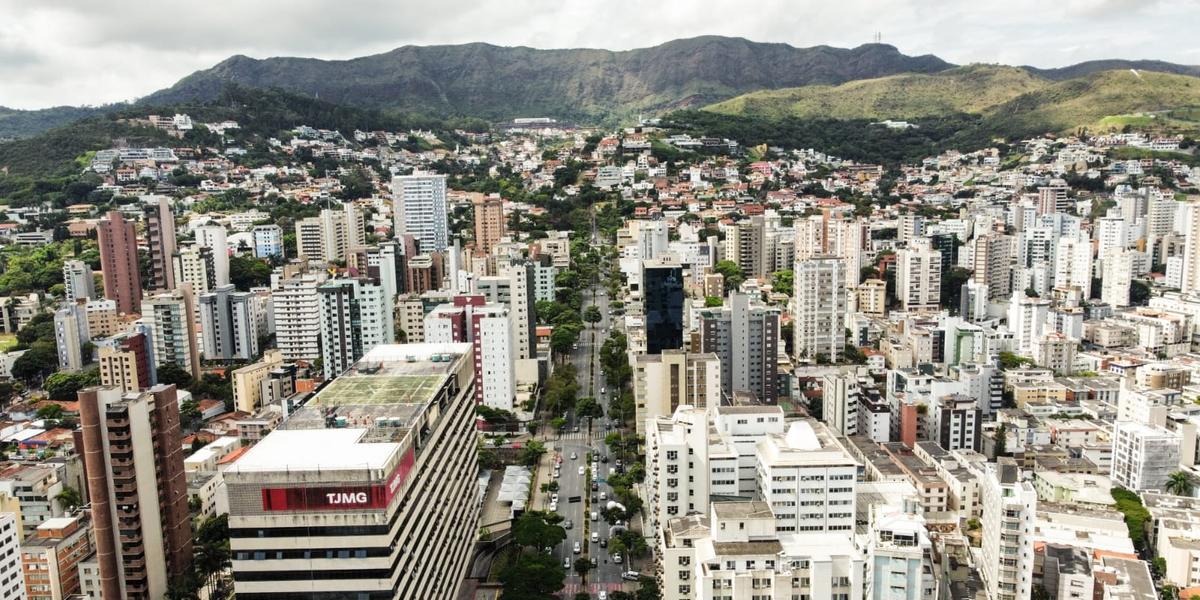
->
[857,278,887,318]
[53,304,89,372]
[318,278,392,379]
[977,458,1036,600]
[96,211,143,315]
[793,256,847,360]
[144,196,177,291]
[194,224,230,287]
[96,331,154,393]
[425,296,515,411]
[172,245,217,302]
[658,501,863,600]
[1111,420,1182,491]
[198,284,260,361]
[1182,204,1200,295]
[697,293,780,404]
[61,260,95,303]
[475,263,536,361]
[643,259,684,354]
[1102,248,1135,308]
[272,274,323,361]
[725,216,769,279]
[971,233,1012,300]
[231,350,285,414]
[142,288,201,377]
[927,394,981,452]
[471,193,504,255]
[77,385,192,600]
[295,209,352,264]
[1054,235,1093,296]
[0,514,23,600]
[20,514,93,600]
[645,407,711,534]
[632,351,721,434]
[393,173,449,253]
[896,240,942,313]
[864,501,936,600]
[252,224,284,259]
[756,420,858,534]
[224,344,478,599]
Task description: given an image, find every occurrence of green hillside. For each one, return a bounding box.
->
[705,65,1049,121]
[704,66,1200,136]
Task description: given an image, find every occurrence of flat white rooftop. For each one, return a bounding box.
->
[225,428,398,473]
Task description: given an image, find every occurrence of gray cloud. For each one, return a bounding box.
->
[0,0,1195,108]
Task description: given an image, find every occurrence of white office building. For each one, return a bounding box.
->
[194,224,230,287]
[252,224,284,259]
[54,303,90,371]
[756,420,858,534]
[895,240,941,313]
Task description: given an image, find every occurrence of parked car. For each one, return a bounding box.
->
[622,571,640,580]
[612,554,622,564]
[578,466,585,476]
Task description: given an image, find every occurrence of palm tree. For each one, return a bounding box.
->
[1167,471,1195,496]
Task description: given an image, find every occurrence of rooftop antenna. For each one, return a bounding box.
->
[874,32,882,43]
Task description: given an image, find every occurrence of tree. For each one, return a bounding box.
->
[229,254,272,291]
[575,397,604,421]
[771,269,794,295]
[11,341,57,384]
[583,305,602,325]
[1167,471,1195,496]
[512,511,567,549]
[157,363,194,389]
[55,486,82,511]
[36,403,64,421]
[573,557,592,582]
[713,260,744,294]
[519,440,547,467]
[43,369,100,401]
[995,423,1008,457]
[499,551,565,599]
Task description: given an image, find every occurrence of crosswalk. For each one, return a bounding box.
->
[552,429,610,442]
[560,582,626,597]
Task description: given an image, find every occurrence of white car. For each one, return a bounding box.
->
[570,452,577,460]
[578,466,585,476]
[550,493,559,503]
[600,492,607,501]
[548,501,557,512]
[612,554,623,564]
[598,593,607,600]
[591,532,599,543]
[564,558,571,569]
[553,469,560,479]
[573,542,581,554]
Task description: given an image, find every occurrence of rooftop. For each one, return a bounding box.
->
[226,428,397,473]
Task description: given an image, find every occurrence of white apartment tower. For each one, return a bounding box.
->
[198,284,260,361]
[318,278,392,379]
[793,256,847,360]
[194,225,230,287]
[1111,420,1182,491]
[62,259,95,303]
[896,240,942,313]
[977,458,1036,600]
[271,274,324,361]
[393,173,449,253]
[142,288,202,377]
[424,298,516,411]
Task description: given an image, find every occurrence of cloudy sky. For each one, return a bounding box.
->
[2,0,1197,109]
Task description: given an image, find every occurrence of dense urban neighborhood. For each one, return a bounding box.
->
[1,30,1200,600]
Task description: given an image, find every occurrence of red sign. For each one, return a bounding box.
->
[261,447,416,511]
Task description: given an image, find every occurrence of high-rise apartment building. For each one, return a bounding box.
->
[144,196,177,291]
[194,225,230,287]
[97,211,142,315]
[697,293,780,404]
[224,344,479,599]
[141,288,201,377]
[96,331,154,393]
[252,224,284,259]
[425,296,515,411]
[0,514,24,600]
[896,240,942,313]
[971,233,1012,300]
[61,260,95,303]
[318,278,392,379]
[475,262,536,361]
[632,350,721,433]
[77,385,192,600]
[472,194,505,255]
[272,274,324,361]
[725,216,768,279]
[977,458,1036,600]
[1054,235,1093,295]
[53,304,89,372]
[642,259,684,354]
[793,256,847,360]
[173,245,217,300]
[198,284,261,360]
[295,208,354,264]
[393,173,449,253]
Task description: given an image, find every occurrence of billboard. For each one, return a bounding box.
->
[260,447,416,511]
